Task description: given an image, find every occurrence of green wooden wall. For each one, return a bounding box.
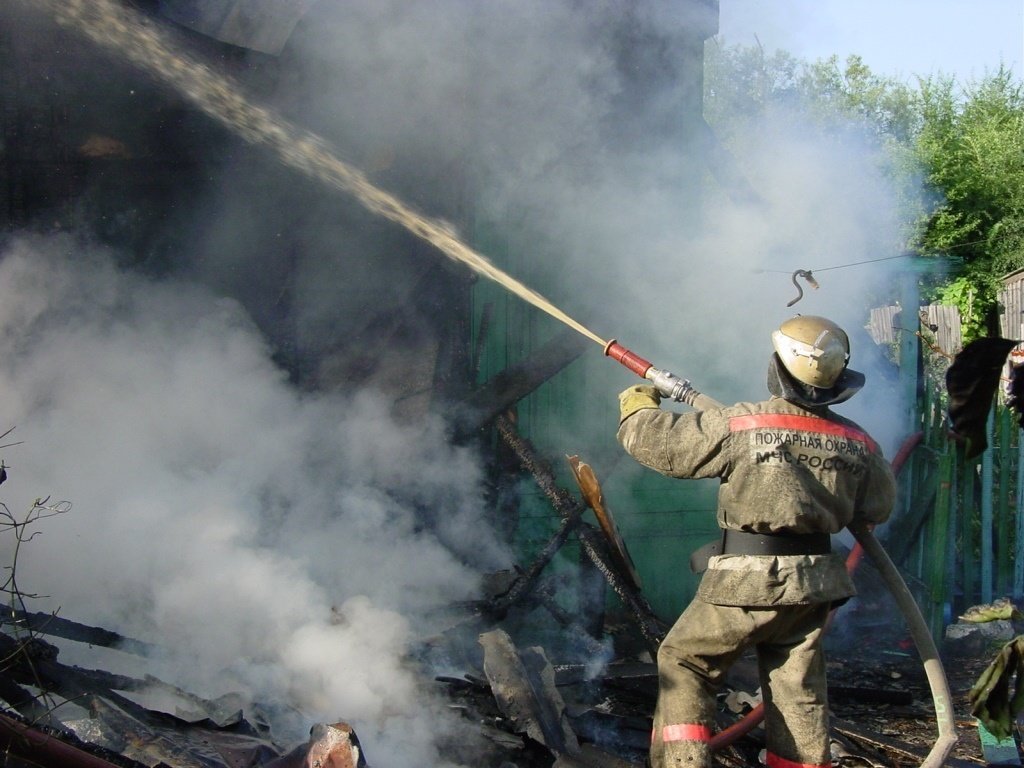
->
[470,225,719,623]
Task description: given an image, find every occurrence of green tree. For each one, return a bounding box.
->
[706,42,1024,342]
[796,55,924,244]
[911,68,1024,338]
[705,45,917,145]
[703,39,802,141]
[797,54,920,143]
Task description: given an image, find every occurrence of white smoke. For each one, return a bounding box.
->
[0,235,508,765]
[175,0,912,456]
[0,2,928,763]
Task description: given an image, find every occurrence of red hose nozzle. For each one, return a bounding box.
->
[604,339,653,379]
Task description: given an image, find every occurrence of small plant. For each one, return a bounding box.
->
[934,275,999,344]
[0,428,72,724]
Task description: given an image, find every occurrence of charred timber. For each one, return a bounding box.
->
[831,717,978,768]
[0,609,153,656]
[576,524,667,653]
[492,417,667,651]
[487,507,584,617]
[494,414,583,516]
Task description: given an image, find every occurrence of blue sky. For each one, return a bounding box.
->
[718,0,1024,84]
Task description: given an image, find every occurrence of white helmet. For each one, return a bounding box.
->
[771,315,851,389]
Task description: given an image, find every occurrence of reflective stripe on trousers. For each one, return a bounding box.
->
[649,720,712,767]
[658,723,712,743]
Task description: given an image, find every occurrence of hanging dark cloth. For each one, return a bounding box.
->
[946,337,1019,458]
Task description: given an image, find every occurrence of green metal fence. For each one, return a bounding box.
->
[897,369,1023,641]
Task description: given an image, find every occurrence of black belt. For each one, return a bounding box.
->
[722,528,831,556]
[689,529,832,572]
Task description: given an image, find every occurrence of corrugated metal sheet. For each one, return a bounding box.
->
[158,0,314,55]
[872,285,1024,356]
[1002,267,1024,286]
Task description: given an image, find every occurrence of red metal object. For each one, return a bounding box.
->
[0,711,125,768]
[603,339,653,379]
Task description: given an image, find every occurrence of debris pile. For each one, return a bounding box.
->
[0,422,1018,767]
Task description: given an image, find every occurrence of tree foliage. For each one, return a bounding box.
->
[706,42,1024,341]
[915,70,1024,272]
[703,40,802,138]
[799,54,920,142]
[911,68,1024,338]
[705,44,918,142]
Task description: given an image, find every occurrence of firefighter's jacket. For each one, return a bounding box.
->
[617,394,896,607]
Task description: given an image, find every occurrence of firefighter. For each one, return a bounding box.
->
[616,315,896,768]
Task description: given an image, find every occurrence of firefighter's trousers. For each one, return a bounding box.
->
[649,598,833,768]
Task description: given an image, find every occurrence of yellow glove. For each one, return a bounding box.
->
[618,385,661,422]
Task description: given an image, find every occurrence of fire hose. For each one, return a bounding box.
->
[604,343,957,767]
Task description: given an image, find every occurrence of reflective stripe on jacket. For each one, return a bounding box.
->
[617,396,896,606]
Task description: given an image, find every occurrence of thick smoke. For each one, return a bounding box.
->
[244,0,909,450]
[0,235,507,764]
[1,0,920,764]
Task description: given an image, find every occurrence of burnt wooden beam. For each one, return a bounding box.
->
[489,417,667,652]
[0,674,61,727]
[494,415,582,517]
[483,414,586,615]
[451,328,589,436]
[487,508,584,617]
[576,525,667,654]
[0,631,154,700]
[0,610,153,656]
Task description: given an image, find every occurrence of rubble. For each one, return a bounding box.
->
[0,559,1012,767]
[947,618,1018,654]
[480,628,580,758]
[0,423,1016,767]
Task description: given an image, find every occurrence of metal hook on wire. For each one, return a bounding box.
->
[787,269,820,307]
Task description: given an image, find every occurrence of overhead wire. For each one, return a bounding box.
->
[763,230,1015,278]
[758,251,916,276]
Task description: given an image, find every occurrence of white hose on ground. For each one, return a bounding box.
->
[847,521,958,768]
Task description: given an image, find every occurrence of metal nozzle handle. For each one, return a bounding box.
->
[604,339,724,410]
